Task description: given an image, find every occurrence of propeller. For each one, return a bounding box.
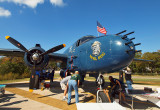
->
[29,61,36,92]
[5,36,66,92]
[5,36,29,53]
[40,44,66,56]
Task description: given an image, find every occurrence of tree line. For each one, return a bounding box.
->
[0,57,57,80]
[130,50,160,75]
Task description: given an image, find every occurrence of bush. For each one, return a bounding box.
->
[0,57,31,81]
[0,72,30,80]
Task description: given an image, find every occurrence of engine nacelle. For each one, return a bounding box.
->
[24,47,49,70]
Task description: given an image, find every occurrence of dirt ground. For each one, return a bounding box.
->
[0,79,160,110]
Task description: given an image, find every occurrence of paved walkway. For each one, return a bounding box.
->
[0,80,159,110]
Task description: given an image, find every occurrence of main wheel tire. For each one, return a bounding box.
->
[1,88,5,95]
[96,91,109,103]
[34,75,39,89]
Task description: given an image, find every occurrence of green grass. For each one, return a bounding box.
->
[84,73,160,86]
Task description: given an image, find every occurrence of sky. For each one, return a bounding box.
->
[0,0,160,53]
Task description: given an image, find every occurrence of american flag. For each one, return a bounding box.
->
[97,21,107,35]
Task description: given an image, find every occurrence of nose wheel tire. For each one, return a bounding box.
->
[96,91,109,103]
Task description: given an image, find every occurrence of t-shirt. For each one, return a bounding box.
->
[60,76,71,85]
[125,73,131,80]
[123,70,132,80]
[112,78,125,90]
[70,74,81,81]
[113,78,123,85]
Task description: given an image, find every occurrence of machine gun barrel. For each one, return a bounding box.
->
[121,35,127,39]
[135,50,142,53]
[125,41,132,45]
[134,43,141,46]
[130,37,135,40]
[115,30,127,35]
[124,31,134,36]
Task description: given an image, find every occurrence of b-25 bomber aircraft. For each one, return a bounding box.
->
[0,30,142,102]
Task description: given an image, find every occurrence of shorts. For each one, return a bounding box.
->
[60,82,66,90]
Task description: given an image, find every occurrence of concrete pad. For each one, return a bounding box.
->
[76,102,126,110]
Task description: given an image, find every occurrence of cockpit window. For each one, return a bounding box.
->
[76,35,96,47]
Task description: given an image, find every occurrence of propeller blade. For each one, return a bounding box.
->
[41,44,66,56]
[29,69,35,92]
[29,61,36,92]
[5,36,29,53]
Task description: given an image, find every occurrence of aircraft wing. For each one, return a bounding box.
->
[0,48,68,62]
[133,58,153,62]
[48,53,68,62]
[0,48,25,57]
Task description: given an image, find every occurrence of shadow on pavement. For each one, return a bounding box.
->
[0,93,28,109]
[0,107,21,110]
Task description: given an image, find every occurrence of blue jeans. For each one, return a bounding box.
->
[68,80,79,103]
[126,80,133,90]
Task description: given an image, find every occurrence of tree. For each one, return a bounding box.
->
[130,50,160,74]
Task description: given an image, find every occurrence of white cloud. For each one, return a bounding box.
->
[0,0,44,8]
[0,7,11,17]
[50,0,66,7]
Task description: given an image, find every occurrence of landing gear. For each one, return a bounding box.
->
[96,91,109,103]
[96,73,105,89]
[96,73,110,103]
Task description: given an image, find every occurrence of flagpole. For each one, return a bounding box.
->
[96,21,99,37]
[97,29,99,37]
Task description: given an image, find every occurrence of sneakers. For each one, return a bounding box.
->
[67,103,70,105]
[62,97,67,101]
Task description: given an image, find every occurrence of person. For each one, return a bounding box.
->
[65,69,71,77]
[59,68,65,80]
[60,70,72,101]
[67,70,81,105]
[123,67,133,90]
[109,76,126,103]
[49,67,55,83]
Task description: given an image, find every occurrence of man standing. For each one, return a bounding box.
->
[67,70,81,105]
[123,67,133,90]
[49,68,55,83]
